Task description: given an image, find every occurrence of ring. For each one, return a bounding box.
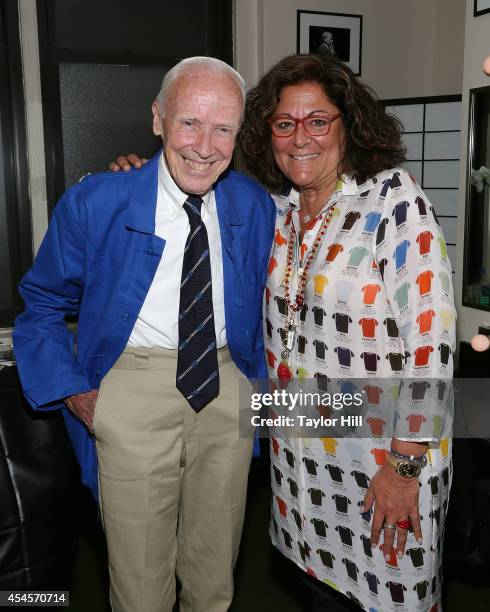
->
[384,523,396,530]
[396,519,411,529]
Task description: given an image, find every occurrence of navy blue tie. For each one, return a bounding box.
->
[176,195,219,411]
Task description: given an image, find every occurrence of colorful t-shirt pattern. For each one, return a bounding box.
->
[265,169,455,612]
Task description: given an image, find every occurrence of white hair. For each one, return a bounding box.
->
[155,56,245,116]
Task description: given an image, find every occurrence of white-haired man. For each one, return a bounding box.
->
[14,57,275,612]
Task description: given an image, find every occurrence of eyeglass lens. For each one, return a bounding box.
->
[270,114,335,137]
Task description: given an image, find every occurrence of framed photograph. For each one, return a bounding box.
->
[474,0,490,16]
[297,10,363,75]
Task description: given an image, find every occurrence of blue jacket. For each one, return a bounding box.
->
[14,152,275,498]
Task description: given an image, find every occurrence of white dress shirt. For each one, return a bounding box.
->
[128,153,226,348]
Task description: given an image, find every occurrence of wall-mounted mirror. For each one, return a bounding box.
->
[463,86,490,309]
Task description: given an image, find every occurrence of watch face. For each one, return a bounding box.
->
[397,461,421,478]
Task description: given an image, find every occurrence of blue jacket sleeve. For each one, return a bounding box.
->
[253,192,275,380]
[13,191,93,409]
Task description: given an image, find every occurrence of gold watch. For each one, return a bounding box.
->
[387,451,427,478]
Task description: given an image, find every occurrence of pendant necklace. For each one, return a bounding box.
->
[281,205,335,362]
[299,168,337,225]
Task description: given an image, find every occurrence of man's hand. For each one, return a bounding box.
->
[65,389,98,433]
[109,154,148,172]
[362,463,421,561]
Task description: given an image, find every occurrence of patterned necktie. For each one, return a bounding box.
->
[176,195,219,411]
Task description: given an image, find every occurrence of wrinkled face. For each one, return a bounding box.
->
[271,82,345,192]
[152,71,242,195]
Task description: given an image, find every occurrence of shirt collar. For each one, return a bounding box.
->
[158,152,213,222]
[342,174,375,195]
[273,174,375,214]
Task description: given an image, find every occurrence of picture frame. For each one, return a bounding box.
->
[297,10,363,75]
[474,0,490,16]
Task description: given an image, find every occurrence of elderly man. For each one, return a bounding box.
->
[14,57,274,612]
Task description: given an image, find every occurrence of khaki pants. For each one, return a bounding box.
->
[93,346,253,612]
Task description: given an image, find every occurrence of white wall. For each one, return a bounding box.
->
[235,0,465,99]
[433,0,467,96]
[18,0,48,254]
[454,0,490,341]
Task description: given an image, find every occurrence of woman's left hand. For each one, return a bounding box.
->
[362,463,422,562]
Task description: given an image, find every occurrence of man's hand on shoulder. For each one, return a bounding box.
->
[65,389,98,433]
[109,154,148,172]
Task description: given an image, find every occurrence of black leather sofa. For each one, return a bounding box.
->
[0,365,78,589]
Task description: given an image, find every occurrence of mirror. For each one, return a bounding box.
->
[463,86,490,309]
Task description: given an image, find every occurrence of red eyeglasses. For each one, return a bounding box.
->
[268,112,342,137]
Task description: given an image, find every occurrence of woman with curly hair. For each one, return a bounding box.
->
[240,54,454,612]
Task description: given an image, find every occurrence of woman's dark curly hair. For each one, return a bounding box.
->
[239,54,406,194]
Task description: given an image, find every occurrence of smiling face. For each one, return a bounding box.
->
[271,81,345,193]
[152,70,243,195]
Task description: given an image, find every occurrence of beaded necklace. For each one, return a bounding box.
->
[281,204,335,361]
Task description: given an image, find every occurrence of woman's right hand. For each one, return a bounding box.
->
[109,154,148,172]
[362,463,422,561]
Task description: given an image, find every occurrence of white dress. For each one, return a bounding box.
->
[264,169,455,612]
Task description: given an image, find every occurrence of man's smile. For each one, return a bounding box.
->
[183,157,215,172]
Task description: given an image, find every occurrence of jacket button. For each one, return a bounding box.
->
[147,247,153,255]
[233,298,243,306]
[121,313,129,322]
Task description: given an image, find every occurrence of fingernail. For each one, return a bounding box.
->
[359,505,365,513]
[397,551,403,559]
[417,538,422,545]
[371,542,376,548]
[385,554,391,561]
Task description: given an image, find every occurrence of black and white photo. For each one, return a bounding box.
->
[297,10,362,75]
